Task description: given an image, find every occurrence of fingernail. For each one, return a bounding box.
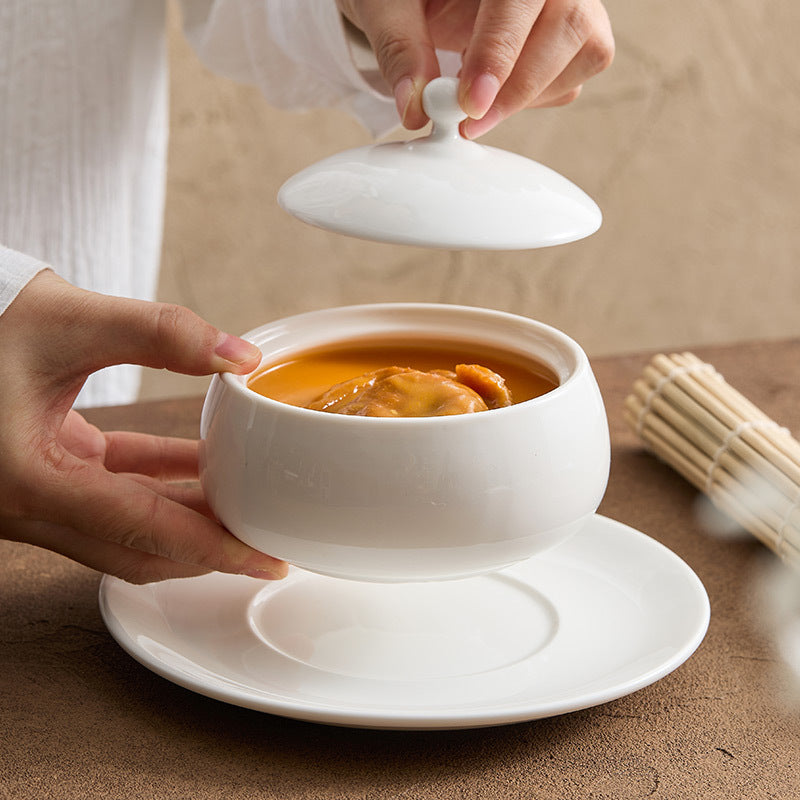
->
[463,73,500,119]
[462,107,504,140]
[242,565,288,581]
[214,332,261,367]
[394,77,416,127]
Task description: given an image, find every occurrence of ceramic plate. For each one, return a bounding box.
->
[99,515,709,730]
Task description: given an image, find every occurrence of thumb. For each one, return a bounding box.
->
[340,2,439,129]
[15,271,262,378]
[79,293,262,377]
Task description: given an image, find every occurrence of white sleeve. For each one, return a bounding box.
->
[0,245,50,317]
[179,0,399,137]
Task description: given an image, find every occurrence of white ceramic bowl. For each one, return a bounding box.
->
[200,304,610,582]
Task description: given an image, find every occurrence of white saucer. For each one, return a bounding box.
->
[99,515,709,730]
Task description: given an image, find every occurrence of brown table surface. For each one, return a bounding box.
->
[3,339,800,799]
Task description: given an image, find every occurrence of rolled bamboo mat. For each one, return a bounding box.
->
[624,352,800,570]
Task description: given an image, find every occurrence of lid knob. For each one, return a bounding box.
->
[422,77,467,140]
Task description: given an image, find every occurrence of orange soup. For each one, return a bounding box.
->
[247,339,559,409]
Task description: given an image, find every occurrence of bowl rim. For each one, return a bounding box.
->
[218,302,591,425]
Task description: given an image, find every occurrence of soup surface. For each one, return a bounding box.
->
[247,338,559,412]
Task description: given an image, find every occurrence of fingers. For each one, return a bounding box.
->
[39,453,287,580]
[122,473,213,519]
[461,0,614,139]
[5,518,211,583]
[2,442,274,583]
[339,0,612,135]
[102,431,199,481]
[57,411,107,464]
[458,0,545,119]
[338,0,440,129]
[527,35,609,106]
[58,413,204,504]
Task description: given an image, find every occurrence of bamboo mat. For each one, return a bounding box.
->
[625,352,800,570]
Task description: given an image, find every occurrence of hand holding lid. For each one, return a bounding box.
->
[278,77,601,250]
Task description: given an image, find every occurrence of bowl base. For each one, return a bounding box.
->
[247,567,558,681]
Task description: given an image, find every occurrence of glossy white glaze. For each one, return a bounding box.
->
[200,303,610,582]
[277,77,601,249]
[99,516,710,729]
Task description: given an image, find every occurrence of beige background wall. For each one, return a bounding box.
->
[140,1,800,400]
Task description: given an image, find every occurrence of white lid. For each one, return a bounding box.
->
[277,77,601,250]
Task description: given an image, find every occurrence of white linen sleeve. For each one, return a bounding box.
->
[0,245,49,317]
[179,0,399,137]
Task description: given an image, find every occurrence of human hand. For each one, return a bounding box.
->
[337,0,613,137]
[0,270,287,583]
